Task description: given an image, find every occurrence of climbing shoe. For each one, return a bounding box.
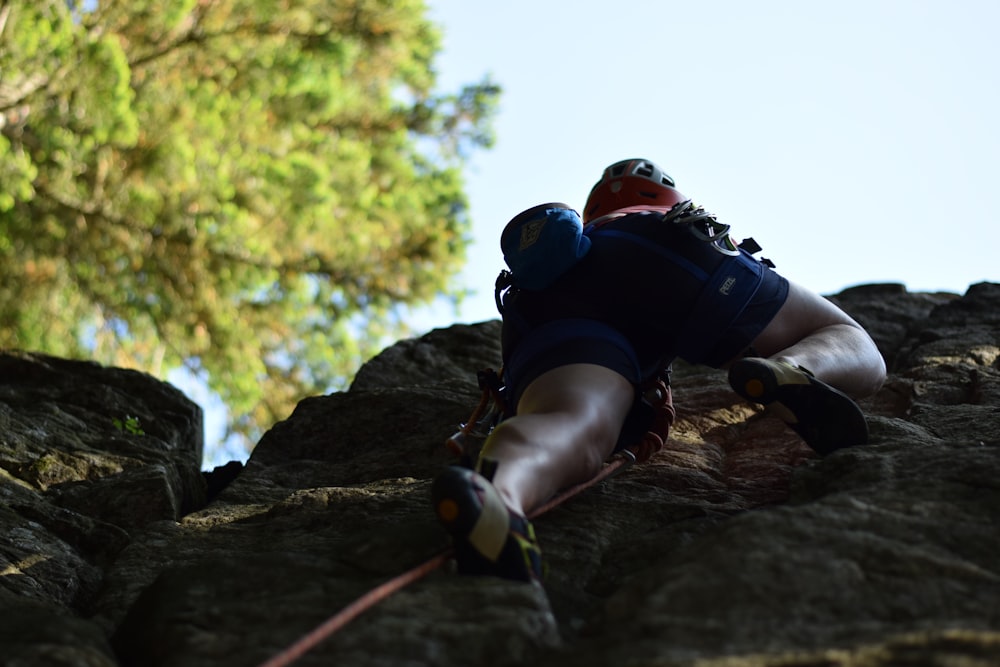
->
[431,466,543,583]
[728,357,868,455]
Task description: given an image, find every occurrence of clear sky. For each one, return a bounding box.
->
[416,0,1000,330]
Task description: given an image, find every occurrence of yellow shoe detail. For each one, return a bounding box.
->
[771,361,812,386]
[467,480,511,562]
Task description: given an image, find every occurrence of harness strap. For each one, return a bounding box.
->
[672,249,765,363]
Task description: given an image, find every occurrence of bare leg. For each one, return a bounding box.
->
[742,280,886,398]
[481,363,634,516]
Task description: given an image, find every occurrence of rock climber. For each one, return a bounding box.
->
[432,158,887,582]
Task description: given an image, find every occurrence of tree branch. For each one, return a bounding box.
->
[0,2,10,39]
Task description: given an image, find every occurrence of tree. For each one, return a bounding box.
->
[0,0,499,447]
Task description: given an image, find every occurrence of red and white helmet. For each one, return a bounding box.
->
[583,159,687,223]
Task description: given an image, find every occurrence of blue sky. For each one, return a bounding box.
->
[199,0,1000,468]
[416,0,1000,329]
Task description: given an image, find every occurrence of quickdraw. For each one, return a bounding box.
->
[584,199,775,267]
[630,373,676,463]
[444,368,509,469]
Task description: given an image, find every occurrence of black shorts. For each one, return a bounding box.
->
[501,211,790,409]
[699,264,788,366]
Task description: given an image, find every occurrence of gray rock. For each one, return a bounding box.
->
[2,283,1000,666]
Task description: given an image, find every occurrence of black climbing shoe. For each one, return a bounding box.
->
[431,466,542,583]
[728,357,869,455]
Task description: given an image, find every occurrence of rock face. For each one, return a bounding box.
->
[2,282,1000,667]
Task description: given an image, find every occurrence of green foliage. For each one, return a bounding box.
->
[0,0,500,449]
[112,415,145,436]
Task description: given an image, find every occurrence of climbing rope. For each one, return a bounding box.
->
[256,451,635,667]
[257,550,452,667]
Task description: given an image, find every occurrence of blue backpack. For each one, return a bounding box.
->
[499,203,591,291]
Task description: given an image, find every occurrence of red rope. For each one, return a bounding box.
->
[257,549,452,667]
[527,452,632,519]
[256,452,634,667]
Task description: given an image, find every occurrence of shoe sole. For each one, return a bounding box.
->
[729,359,869,455]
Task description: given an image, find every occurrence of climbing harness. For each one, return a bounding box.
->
[447,361,675,469]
